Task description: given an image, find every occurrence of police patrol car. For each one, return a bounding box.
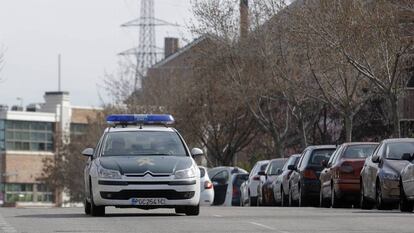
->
[82,114,202,216]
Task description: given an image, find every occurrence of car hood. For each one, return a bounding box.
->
[383,159,410,174]
[98,156,193,175]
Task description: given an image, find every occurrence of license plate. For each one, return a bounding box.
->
[131,198,166,206]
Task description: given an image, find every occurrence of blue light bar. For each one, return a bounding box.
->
[106,114,175,125]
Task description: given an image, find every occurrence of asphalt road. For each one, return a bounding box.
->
[0,206,412,233]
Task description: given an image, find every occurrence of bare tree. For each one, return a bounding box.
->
[293,0,414,137]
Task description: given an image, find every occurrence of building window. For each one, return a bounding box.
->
[5,183,34,203]
[0,120,4,151]
[4,120,54,152]
[4,183,54,203]
[70,123,87,137]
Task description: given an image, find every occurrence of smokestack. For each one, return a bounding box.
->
[240,0,249,40]
[164,37,179,58]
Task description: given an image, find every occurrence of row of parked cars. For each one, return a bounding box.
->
[205,138,414,212]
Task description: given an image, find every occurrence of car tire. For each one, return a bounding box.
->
[400,181,413,212]
[184,205,200,216]
[249,196,257,207]
[360,180,373,210]
[331,185,341,208]
[319,190,330,208]
[281,188,287,207]
[299,185,307,207]
[84,199,91,215]
[89,181,105,217]
[376,180,392,210]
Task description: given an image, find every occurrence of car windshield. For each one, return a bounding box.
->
[309,149,335,165]
[102,131,187,156]
[343,144,377,159]
[234,174,249,186]
[385,142,414,160]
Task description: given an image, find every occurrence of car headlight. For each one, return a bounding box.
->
[381,172,399,180]
[98,166,122,179]
[174,167,196,179]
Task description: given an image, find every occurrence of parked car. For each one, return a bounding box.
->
[232,173,249,206]
[199,166,214,206]
[360,139,413,210]
[208,167,248,206]
[398,139,414,212]
[240,160,269,206]
[319,142,378,208]
[257,158,288,206]
[273,154,301,206]
[288,145,336,207]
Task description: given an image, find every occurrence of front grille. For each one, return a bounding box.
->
[98,180,196,186]
[100,190,195,200]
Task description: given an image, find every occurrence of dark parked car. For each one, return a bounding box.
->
[319,142,378,208]
[232,173,249,206]
[360,139,413,210]
[208,167,248,206]
[257,158,287,206]
[273,154,301,206]
[399,139,414,212]
[288,145,336,207]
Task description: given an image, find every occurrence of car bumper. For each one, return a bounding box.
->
[381,179,400,202]
[302,179,320,197]
[334,179,360,195]
[200,189,214,206]
[92,178,200,207]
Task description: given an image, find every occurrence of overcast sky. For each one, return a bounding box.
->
[0,0,193,108]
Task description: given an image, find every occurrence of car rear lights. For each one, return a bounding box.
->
[232,185,239,197]
[303,169,317,179]
[339,162,354,174]
[204,181,213,189]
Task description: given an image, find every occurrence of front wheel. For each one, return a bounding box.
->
[319,190,330,208]
[184,205,200,216]
[331,185,341,208]
[400,182,414,212]
[84,199,91,215]
[360,180,373,210]
[89,182,105,217]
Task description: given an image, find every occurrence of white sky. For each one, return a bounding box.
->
[0,0,193,108]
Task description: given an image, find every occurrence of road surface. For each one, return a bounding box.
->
[0,206,412,233]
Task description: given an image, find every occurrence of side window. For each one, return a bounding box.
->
[376,143,385,158]
[330,146,343,165]
[211,170,229,184]
[266,163,273,175]
[93,134,106,158]
[297,150,308,168]
[299,150,311,169]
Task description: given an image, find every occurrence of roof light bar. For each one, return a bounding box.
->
[106,114,175,125]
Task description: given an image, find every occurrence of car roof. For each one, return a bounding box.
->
[269,158,288,162]
[254,160,269,165]
[208,166,248,174]
[341,142,379,147]
[305,145,337,150]
[104,125,176,133]
[382,138,414,143]
[289,154,301,158]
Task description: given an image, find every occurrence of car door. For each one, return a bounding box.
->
[364,143,385,199]
[402,162,414,197]
[211,170,230,205]
[320,146,342,198]
[84,134,105,198]
[291,150,308,200]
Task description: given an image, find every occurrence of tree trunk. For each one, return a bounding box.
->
[390,95,401,138]
[344,115,353,142]
[298,118,308,148]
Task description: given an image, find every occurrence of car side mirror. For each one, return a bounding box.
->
[321,160,328,168]
[276,168,282,175]
[82,148,94,157]
[402,153,414,161]
[371,155,381,163]
[287,165,296,171]
[258,171,266,176]
[191,148,204,157]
